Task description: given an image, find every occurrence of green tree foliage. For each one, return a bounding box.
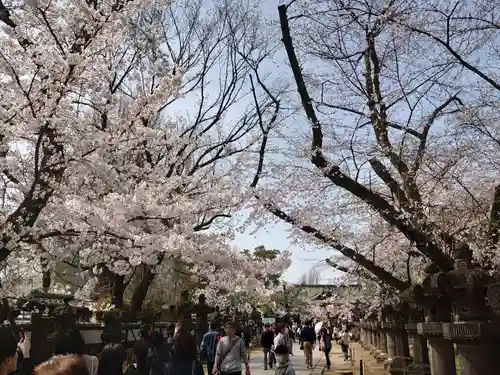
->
[242,246,282,288]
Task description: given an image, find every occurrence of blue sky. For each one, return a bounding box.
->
[230,211,339,283]
[162,0,342,283]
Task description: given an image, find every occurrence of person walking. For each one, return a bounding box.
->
[213,321,250,375]
[272,326,286,351]
[340,329,351,362]
[332,326,339,343]
[296,324,302,349]
[300,321,315,369]
[273,345,295,375]
[260,324,274,370]
[318,327,332,370]
[283,326,293,357]
[200,321,220,375]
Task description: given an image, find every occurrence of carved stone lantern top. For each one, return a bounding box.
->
[444,242,495,321]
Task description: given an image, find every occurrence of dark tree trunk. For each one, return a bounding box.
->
[111,274,126,309]
[130,266,155,315]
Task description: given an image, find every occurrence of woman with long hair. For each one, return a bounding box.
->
[98,344,127,375]
[165,325,203,375]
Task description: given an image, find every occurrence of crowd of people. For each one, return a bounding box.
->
[0,321,250,375]
[259,320,352,372]
[0,320,352,375]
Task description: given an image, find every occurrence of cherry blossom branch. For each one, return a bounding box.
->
[262,200,409,291]
[325,258,379,284]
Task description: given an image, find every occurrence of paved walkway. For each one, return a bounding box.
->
[248,342,324,375]
[323,342,387,375]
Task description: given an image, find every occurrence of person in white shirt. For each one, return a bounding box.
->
[273,326,286,350]
[340,329,350,361]
[332,327,339,343]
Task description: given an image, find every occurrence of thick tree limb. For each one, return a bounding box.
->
[411,94,462,175]
[277,4,454,272]
[369,158,411,210]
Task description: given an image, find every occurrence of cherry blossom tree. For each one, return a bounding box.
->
[0,0,287,312]
[251,0,500,298]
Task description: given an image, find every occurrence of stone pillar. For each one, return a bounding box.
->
[376,325,388,363]
[360,324,368,347]
[371,321,380,357]
[369,320,378,355]
[391,321,411,375]
[424,331,457,375]
[382,321,397,365]
[358,323,366,346]
[406,321,430,375]
[416,261,457,375]
[366,324,373,350]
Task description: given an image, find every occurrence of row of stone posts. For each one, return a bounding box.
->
[358,243,500,375]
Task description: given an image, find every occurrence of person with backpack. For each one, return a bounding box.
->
[200,321,220,375]
[213,321,250,375]
[339,328,351,362]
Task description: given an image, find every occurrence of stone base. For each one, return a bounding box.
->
[376,353,387,364]
[384,358,392,369]
[406,363,431,375]
[388,356,409,375]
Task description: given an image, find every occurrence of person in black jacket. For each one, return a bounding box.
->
[300,321,316,369]
[260,324,274,370]
[147,332,169,375]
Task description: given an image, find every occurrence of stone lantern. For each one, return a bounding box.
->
[194,294,210,344]
[101,310,125,343]
[441,242,500,375]
[414,262,456,375]
[178,290,194,330]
